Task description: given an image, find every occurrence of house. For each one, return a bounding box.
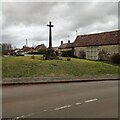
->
[35,44,47,51]
[58,40,74,55]
[53,47,58,51]
[73,30,120,60]
[34,44,47,54]
[21,46,35,53]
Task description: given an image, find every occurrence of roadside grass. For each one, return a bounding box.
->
[2,56,119,78]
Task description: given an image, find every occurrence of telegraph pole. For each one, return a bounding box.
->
[26,39,27,46]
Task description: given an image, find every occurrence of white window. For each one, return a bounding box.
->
[86,46,98,60]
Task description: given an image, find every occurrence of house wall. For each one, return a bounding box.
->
[98,45,119,56]
[74,45,120,60]
[74,47,87,57]
[58,48,73,55]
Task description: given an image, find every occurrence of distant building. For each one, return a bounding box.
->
[58,40,74,55]
[58,30,120,60]
[53,47,58,51]
[35,44,47,51]
[73,30,120,60]
[21,46,35,53]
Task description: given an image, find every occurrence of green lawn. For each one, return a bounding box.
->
[2,56,119,78]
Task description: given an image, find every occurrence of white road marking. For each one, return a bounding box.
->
[84,98,98,103]
[16,117,20,119]
[15,98,98,119]
[54,105,72,110]
[25,113,36,117]
[15,110,47,119]
[75,102,82,105]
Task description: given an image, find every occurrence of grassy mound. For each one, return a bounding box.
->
[2,56,119,78]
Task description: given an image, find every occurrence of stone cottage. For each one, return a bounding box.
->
[35,44,47,51]
[58,40,74,55]
[73,30,120,60]
[22,46,35,53]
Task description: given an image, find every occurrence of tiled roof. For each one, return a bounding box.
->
[22,46,35,51]
[35,44,47,50]
[58,42,74,49]
[74,30,120,47]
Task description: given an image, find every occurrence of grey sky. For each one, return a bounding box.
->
[1,1,118,48]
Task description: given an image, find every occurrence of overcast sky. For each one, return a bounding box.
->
[1,1,118,48]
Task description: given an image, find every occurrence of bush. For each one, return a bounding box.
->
[98,50,110,61]
[55,50,59,56]
[38,49,47,54]
[67,57,71,61]
[61,50,74,57]
[78,50,86,59]
[27,51,38,54]
[31,55,35,59]
[110,53,120,64]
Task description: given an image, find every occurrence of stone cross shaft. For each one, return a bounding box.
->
[47,21,54,48]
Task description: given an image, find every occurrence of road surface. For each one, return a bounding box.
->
[2,81,118,119]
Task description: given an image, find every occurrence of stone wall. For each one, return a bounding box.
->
[74,45,120,60]
[98,45,120,57]
[74,47,87,58]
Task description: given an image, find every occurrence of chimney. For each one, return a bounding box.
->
[61,41,63,45]
[68,40,70,43]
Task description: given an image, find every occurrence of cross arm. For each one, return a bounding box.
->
[47,25,54,27]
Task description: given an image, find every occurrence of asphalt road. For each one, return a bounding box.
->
[2,81,118,119]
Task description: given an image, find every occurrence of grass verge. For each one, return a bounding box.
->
[2,56,119,78]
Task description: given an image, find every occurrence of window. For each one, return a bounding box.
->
[86,46,98,60]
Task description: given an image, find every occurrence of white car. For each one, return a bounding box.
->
[15,50,24,56]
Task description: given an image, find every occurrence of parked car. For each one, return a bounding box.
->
[15,50,24,56]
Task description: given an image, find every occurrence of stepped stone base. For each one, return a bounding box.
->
[44,47,58,60]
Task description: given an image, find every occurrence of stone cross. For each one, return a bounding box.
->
[47,21,54,48]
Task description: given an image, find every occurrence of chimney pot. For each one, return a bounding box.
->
[61,41,63,45]
[68,40,70,43]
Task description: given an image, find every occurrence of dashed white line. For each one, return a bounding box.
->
[15,98,98,119]
[75,102,82,105]
[54,105,72,110]
[43,110,47,112]
[15,110,47,119]
[84,98,98,103]
[25,113,36,117]
[16,117,20,119]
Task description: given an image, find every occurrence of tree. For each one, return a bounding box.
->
[2,43,12,55]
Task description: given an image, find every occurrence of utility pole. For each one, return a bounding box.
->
[26,39,27,46]
[76,30,78,37]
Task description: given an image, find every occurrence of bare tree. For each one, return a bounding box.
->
[2,43,12,55]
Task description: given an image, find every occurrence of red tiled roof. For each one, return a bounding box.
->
[58,42,74,49]
[35,44,47,50]
[22,46,35,51]
[74,30,120,47]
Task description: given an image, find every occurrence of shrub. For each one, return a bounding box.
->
[31,55,35,59]
[110,53,120,64]
[61,50,74,57]
[67,57,71,61]
[27,51,38,54]
[98,50,110,61]
[38,49,47,54]
[55,50,59,56]
[78,50,86,59]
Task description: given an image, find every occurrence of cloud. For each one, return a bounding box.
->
[2,2,118,48]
